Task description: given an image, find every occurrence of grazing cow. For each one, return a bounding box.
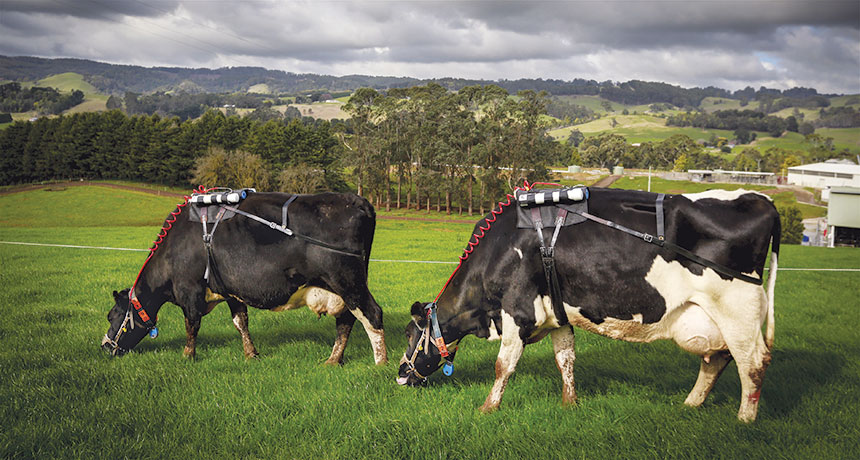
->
[102,191,387,365]
[398,187,779,422]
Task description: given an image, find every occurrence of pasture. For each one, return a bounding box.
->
[1,185,858,459]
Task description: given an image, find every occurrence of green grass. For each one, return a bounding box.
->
[36,72,100,95]
[548,114,737,144]
[247,83,271,94]
[1,186,858,459]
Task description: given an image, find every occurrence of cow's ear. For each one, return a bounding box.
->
[113,290,121,301]
[410,301,426,325]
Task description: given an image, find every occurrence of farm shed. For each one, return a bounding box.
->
[827,187,860,247]
[688,169,775,184]
[787,162,860,189]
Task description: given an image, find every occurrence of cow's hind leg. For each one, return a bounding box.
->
[551,325,577,406]
[325,310,356,365]
[708,287,772,422]
[480,311,525,413]
[684,351,732,407]
[227,299,258,359]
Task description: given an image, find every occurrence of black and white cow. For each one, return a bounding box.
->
[102,192,387,365]
[398,188,779,422]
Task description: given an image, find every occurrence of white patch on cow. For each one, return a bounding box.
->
[484,310,525,407]
[532,295,560,335]
[562,256,765,357]
[351,307,387,364]
[205,289,225,303]
[513,247,523,260]
[273,285,346,317]
[683,189,770,202]
[487,319,501,341]
[232,314,243,330]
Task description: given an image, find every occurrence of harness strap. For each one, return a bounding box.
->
[221,204,363,258]
[656,193,665,241]
[572,208,763,286]
[531,207,569,325]
[129,289,155,329]
[203,207,228,287]
[282,194,298,229]
[425,302,450,358]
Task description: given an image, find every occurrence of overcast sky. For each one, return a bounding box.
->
[2,0,859,94]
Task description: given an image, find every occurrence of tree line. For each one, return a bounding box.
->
[0,109,344,191]
[570,130,845,175]
[0,82,84,115]
[339,83,568,214]
[666,109,794,137]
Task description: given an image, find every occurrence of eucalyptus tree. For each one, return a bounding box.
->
[342,88,382,196]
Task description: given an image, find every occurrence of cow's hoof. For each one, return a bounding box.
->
[323,358,344,366]
[182,348,196,360]
[478,403,499,414]
[245,352,260,360]
[561,393,578,407]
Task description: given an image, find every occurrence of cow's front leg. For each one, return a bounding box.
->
[183,313,201,359]
[551,325,577,406]
[326,310,356,365]
[480,312,524,413]
[227,299,258,359]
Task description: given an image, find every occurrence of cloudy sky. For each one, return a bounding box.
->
[2,0,859,94]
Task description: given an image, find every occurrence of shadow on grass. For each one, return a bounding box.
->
[429,340,845,419]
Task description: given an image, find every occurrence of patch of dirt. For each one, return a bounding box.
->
[591,175,621,188]
[759,187,819,205]
[0,181,185,197]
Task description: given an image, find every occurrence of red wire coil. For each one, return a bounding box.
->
[433,180,564,302]
[130,185,209,294]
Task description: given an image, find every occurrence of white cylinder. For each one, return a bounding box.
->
[566,188,584,201]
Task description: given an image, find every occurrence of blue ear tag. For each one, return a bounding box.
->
[149,327,158,339]
[442,361,454,376]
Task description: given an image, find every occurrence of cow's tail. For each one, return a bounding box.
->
[765,214,780,350]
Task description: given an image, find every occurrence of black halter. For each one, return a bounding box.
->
[401,302,455,382]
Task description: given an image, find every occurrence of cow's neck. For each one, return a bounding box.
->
[435,270,497,343]
[132,266,170,318]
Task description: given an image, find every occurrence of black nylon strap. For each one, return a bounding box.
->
[530,207,569,325]
[656,193,665,241]
[572,209,762,285]
[661,241,763,285]
[222,204,363,258]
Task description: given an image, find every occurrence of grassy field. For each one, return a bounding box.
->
[548,112,860,154]
[1,186,859,459]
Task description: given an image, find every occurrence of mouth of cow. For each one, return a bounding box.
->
[100,336,123,356]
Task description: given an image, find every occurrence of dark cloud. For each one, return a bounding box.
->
[0,0,857,93]
[2,0,176,21]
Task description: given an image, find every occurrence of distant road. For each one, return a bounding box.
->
[591,175,621,187]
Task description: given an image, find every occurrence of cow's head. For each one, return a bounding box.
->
[101,289,149,356]
[397,301,456,386]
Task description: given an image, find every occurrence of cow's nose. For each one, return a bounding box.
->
[396,376,409,386]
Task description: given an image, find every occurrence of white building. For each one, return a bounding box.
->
[787,162,860,189]
[827,187,860,247]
